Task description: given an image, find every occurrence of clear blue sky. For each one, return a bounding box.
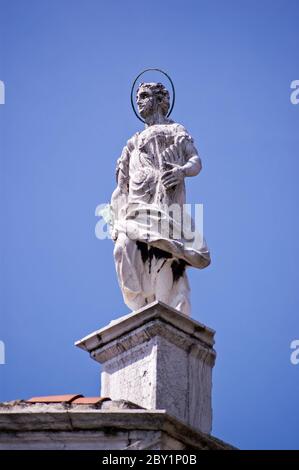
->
[0,0,298,450]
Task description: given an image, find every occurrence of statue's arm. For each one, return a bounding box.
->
[161,135,202,190]
[111,145,131,241]
[181,138,202,177]
[115,145,130,193]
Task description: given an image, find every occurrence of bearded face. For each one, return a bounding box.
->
[136,83,170,119]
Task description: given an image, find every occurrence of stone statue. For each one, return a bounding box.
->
[111,80,210,316]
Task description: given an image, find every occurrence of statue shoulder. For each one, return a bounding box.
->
[126,132,140,152]
[170,122,195,146]
[115,132,139,185]
[172,122,192,137]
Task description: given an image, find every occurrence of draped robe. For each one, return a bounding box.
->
[111,121,210,315]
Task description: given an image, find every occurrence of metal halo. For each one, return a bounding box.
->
[130,68,175,123]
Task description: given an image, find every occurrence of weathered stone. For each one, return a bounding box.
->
[110,80,210,315]
[76,301,216,433]
[0,401,234,450]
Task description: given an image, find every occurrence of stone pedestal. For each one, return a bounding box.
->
[76,301,216,434]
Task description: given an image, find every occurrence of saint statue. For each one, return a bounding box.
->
[111,76,210,316]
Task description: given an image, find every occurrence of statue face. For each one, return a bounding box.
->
[136,86,155,119]
[136,83,170,119]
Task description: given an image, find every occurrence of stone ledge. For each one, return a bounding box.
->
[90,319,216,366]
[0,401,234,450]
[75,301,215,355]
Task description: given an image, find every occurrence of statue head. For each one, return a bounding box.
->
[136,82,170,120]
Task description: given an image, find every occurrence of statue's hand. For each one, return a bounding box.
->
[161,162,184,190]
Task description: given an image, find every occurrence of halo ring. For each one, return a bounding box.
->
[130,68,175,123]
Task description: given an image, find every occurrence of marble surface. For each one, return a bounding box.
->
[110,82,210,315]
[76,302,216,433]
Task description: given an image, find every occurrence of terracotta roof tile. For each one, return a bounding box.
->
[26,394,83,404]
[25,394,111,406]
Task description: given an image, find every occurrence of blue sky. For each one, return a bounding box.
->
[0,0,299,450]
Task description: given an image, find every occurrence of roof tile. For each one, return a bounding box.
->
[26,394,83,404]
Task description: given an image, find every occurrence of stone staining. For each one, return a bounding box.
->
[111,81,211,315]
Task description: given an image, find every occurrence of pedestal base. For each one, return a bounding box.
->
[76,301,216,434]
